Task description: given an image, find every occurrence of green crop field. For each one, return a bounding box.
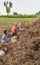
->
[0,15,40,31]
[0,17,39,23]
[0,16,40,40]
[0,14,40,23]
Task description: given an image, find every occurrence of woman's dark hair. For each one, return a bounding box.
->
[4,30,7,34]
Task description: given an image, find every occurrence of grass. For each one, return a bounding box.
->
[0,16,40,36]
[0,17,39,23]
[0,16,39,29]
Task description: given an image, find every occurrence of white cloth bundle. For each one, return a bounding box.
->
[0,50,5,56]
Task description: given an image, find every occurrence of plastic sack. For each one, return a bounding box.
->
[0,50,5,56]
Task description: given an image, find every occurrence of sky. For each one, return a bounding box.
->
[0,0,40,15]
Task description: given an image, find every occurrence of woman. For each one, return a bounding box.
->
[2,30,11,45]
[11,24,18,37]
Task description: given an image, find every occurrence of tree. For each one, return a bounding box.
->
[36,11,40,15]
[13,12,18,15]
[4,1,12,15]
